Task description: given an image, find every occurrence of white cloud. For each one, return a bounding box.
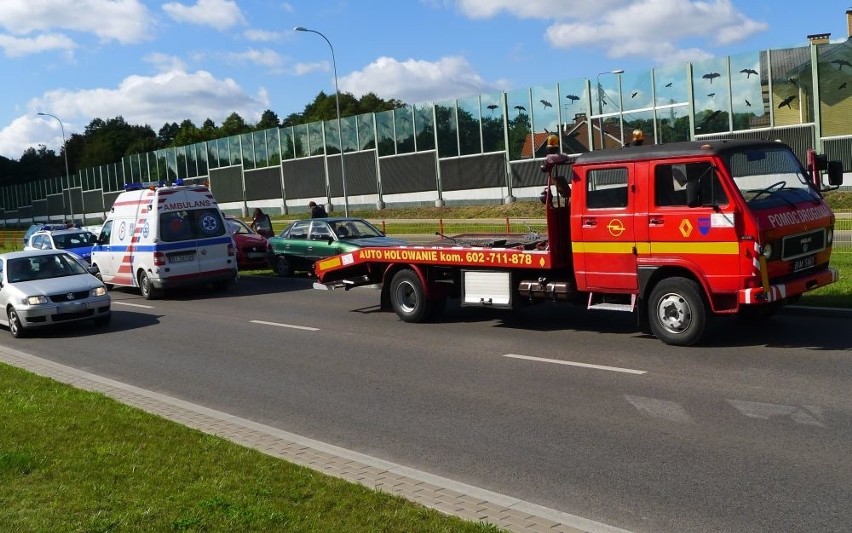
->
[144,53,188,72]
[294,61,329,76]
[0,69,268,158]
[162,0,247,30]
[544,0,766,63]
[0,0,152,44]
[244,29,281,42]
[452,0,624,19]
[0,33,76,58]
[226,48,284,71]
[339,56,502,104]
[0,116,69,160]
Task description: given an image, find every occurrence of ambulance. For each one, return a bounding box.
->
[90,182,237,299]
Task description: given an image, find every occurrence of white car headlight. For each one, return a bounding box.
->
[23,295,49,305]
[91,287,107,297]
[826,228,833,245]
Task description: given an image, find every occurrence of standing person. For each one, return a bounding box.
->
[309,201,328,218]
[249,207,273,237]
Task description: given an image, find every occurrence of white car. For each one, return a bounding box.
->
[0,250,111,338]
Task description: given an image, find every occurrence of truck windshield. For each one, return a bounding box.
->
[723,146,819,206]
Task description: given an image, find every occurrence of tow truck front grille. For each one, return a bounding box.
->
[781,229,825,260]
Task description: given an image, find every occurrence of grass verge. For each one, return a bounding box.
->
[798,252,852,308]
[0,364,502,533]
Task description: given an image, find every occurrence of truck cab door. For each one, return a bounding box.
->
[575,164,638,291]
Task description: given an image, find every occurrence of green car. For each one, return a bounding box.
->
[266,217,408,276]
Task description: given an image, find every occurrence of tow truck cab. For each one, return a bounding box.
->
[570,139,841,342]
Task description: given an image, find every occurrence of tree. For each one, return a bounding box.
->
[220,112,250,136]
[158,122,179,146]
[257,110,280,130]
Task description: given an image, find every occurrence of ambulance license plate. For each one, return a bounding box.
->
[792,255,815,272]
[170,253,195,263]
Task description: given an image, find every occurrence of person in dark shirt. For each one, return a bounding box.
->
[309,201,328,218]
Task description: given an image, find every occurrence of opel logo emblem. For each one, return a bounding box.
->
[66,293,76,300]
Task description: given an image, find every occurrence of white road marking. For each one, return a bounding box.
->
[502,353,646,375]
[250,320,320,332]
[113,301,155,309]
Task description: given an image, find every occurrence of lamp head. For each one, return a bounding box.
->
[294,26,307,31]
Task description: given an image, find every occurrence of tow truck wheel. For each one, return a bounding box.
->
[390,269,437,323]
[138,271,160,300]
[648,277,708,346]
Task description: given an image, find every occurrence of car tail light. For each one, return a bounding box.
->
[228,242,235,256]
[153,251,166,266]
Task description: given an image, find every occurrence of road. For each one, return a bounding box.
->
[3,275,851,533]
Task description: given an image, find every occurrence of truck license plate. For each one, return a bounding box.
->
[792,255,815,272]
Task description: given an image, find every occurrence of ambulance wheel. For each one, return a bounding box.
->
[138,271,160,300]
[91,265,112,290]
[390,269,438,323]
[275,255,292,277]
[648,277,708,346]
[7,307,27,338]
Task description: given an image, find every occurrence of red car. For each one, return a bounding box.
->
[225,216,269,271]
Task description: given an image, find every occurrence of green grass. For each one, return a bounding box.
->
[799,252,852,308]
[0,364,503,533]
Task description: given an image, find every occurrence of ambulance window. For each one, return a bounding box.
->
[98,221,112,244]
[586,167,628,209]
[160,211,193,242]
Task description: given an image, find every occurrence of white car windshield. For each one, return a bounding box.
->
[7,254,88,283]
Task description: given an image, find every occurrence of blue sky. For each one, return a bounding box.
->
[0,0,848,160]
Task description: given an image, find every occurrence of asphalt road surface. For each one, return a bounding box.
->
[3,274,851,533]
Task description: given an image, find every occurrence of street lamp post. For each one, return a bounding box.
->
[595,69,624,149]
[37,112,74,223]
[294,26,349,217]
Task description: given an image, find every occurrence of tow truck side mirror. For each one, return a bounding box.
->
[827,160,844,187]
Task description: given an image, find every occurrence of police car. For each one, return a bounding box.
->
[24,227,98,265]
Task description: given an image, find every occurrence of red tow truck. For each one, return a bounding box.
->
[313,140,844,346]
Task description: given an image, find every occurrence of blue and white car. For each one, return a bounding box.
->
[25,228,97,264]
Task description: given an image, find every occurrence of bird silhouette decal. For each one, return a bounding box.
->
[486,104,499,114]
[540,99,552,109]
[565,94,580,104]
[740,68,758,78]
[840,82,848,90]
[787,77,798,87]
[631,91,638,98]
[745,99,752,107]
[702,72,721,84]
[665,82,673,87]
[707,93,715,97]
[778,95,797,109]
[831,59,852,71]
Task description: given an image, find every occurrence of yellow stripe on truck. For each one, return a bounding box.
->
[574,241,740,255]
